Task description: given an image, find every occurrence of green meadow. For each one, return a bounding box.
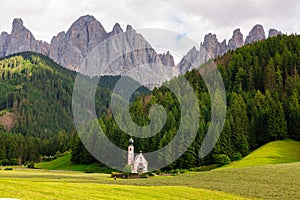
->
[1,140,300,200]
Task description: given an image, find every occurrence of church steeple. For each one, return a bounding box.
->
[128,138,134,165]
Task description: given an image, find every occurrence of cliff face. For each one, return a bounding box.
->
[228,29,244,50]
[159,51,175,67]
[245,24,266,44]
[49,15,108,71]
[3,19,41,56]
[269,28,282,38]
[0,32,10,57]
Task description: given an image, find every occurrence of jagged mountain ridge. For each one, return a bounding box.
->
[179,24,283,74]
[0,16,176,74]
[0,15,283,79]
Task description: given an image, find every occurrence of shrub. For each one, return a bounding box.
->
[232,152,243,161]
[123,164,132,174]
[4,167,13,170]
[215,154,231,166]
[1,159,9,166]
[27,162,35,169]
[9,159,18,166]
[145,172,155,176]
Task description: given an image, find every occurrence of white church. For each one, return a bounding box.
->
[127,138,148,173]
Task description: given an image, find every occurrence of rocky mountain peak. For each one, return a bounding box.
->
[219,39,228,55]
[178,46,202,74]
[67,15,107,44]
[158,51,175,67]
[245,24,266,44]
[202,33,219,59]
[0,32,10,57]
[228,28,244,50]
[126,25,133,31]
[5,18,42,56]
[269,28,282,38]
[201,33,228,59]
[12,18,24,31]
[49,15,109,70]
[111,23,123,35]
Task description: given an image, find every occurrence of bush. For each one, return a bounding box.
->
[27,162,35,169]
[215,154,231,166]
[1,159,9,166]
[9,159,18,166]
[123,164,132,174]
[232,152,243,161]
[4,167,13,170]
[145,172,155,177]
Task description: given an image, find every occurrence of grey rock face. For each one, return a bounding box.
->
[110,23,123,36]
[5,18,40,56]
[177,46,207,74]
[219,39,228,56]
[0,18,50,57]
[0,32,10,57]
[201,33,219,59]
[158,51,175,67]
[228,29,244,50]
[48,15,176,83]
[200,33,228,60]
[245,24,266,44]
[80,28,178,88]
[269,28,282,38]
[49,31,67,66]
[178,25,267,74]
[49,15,108,70]
[126,25,133,31]
[38,40,50,56]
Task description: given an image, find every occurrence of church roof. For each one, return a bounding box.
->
[134,152,148,163]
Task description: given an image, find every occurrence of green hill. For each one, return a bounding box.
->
[225,140,300,168]
[35,152,106,172]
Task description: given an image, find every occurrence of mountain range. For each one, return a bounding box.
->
[0,15,283,83]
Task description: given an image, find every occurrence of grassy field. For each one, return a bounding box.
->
[0,163,300,199]
[226,140,300,168]
[0,169,249,200]
[2,140,300,199]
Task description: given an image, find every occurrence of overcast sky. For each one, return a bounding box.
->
[0,0,299,44]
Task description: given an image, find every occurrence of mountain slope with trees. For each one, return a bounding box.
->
[72,34,300,169]
[0,52,122,164]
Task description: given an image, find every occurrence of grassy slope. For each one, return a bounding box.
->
[226,140,300,168]
[35,153,100,172]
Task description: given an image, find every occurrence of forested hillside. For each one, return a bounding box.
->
[72,34,300,169]
[0,52,124,164]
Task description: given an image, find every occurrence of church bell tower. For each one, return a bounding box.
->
[128,138,134,165]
